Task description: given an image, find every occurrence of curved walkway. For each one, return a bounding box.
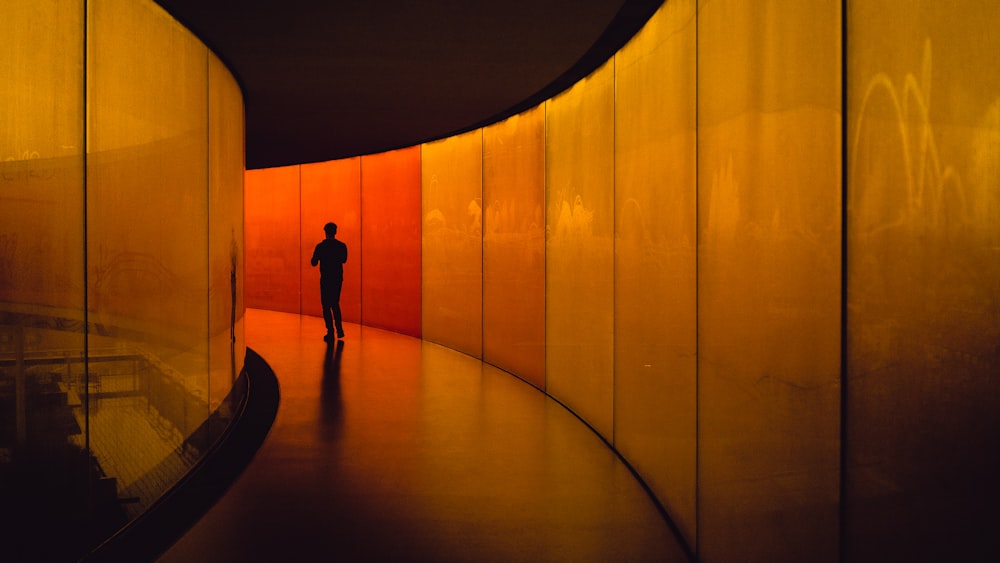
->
[160,309,689,562]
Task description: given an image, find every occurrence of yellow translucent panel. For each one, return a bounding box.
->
[208,53,244,412]
[613,0,697,546]
[87,0,210,509]
[482,106,546,388]
[0,0,84,311]
[697,1,842,561]
[300,158,362,324]
[421,131,484,357]
[846,2,1000,560]
[0,0,85,482]
[244,166,302,314]
[545,61,615,438]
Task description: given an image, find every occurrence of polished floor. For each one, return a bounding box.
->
[159,309,689,562]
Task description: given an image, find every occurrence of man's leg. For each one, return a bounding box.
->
[332,279,344,337]
[320,282,334,337]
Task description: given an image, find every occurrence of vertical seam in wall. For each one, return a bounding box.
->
[693,1,701,556]
[480,129,485,360]
[420,147,424,339]
[542,102,549,393]
[611,54,617,448]
[206,50,212,415]
[418,145,423,339]
[298,165,303,315]
[82,0,91,472]
[359,157,363,326]
[839,1,849,560]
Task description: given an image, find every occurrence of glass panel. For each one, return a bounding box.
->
[846,2,1000,560]
[0,1,85,311]
[545,61,615,438]
[360,147,422,337]
[245,166,301,314]
[88,0,210,522]
[421,131,483,358]
[208,53,244,414]
[482,106,546,389]
[613,0,697,547]
[300,158,361,324]
[697,1,842,561]
[1,0,88,559]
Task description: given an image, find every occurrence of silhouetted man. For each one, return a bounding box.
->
[311,222,348,341]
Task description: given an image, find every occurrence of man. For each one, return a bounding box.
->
[310,222,348,341]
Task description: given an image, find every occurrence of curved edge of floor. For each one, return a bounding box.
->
[81,348,280,563]
[540,389,697,562]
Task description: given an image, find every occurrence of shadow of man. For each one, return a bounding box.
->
[319,340,345,442]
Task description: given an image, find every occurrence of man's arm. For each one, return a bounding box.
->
[310,243,321,267]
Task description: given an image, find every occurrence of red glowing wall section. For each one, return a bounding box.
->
[360,147,422,337]
[301,158,362,323]
[245,165,301,313]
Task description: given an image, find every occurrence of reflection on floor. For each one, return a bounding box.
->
[159,309,689,562]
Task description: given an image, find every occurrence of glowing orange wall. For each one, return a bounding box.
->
[301,158,362,323]
[846,1,1000,560]
[697,1,843,560]
[245,165,301,314]
[360,147,422,337]
[482,107,547,389]
[240,1,1000,560]
[545,60,616,437]
[245,149,425,337]
[421,131,483,357]
[613,0,697,545]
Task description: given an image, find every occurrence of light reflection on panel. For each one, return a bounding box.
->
[613,0,697,547]
[3,0,244,553]
[846,2,1000,560]
[88,0,210,512]
[360,147,422,337]
[301,158,362,324]
[545,61,615,437]
[245,166,301,314]
[208,53,244,412]
[421,131,483,358]
[697,1,842,561]
[0,6,86,542]
[482,107,546,389]
[0,0,84,313]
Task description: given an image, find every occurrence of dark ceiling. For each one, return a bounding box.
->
[153,0,663,169]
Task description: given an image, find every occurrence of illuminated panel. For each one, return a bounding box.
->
[208,53,244,411]
[545,62,614,437]
[301,158,362,324]
[482,106,545,388]
[360,147,421,337]
[0,0,84,469]
[245,166,301,314]
[421,131,483,358]
[613,0,697,546]
[846,2,1000,560]
[88,0,209,389]
[697,1,842,561]
[88,0,210,501]
[0,0,84,311]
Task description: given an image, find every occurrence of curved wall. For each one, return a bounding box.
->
[246,1,999,561]
[1,0,245,558]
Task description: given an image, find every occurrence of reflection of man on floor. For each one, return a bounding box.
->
[310,222,348,341]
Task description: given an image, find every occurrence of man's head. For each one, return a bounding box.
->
[324,222,338,237]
